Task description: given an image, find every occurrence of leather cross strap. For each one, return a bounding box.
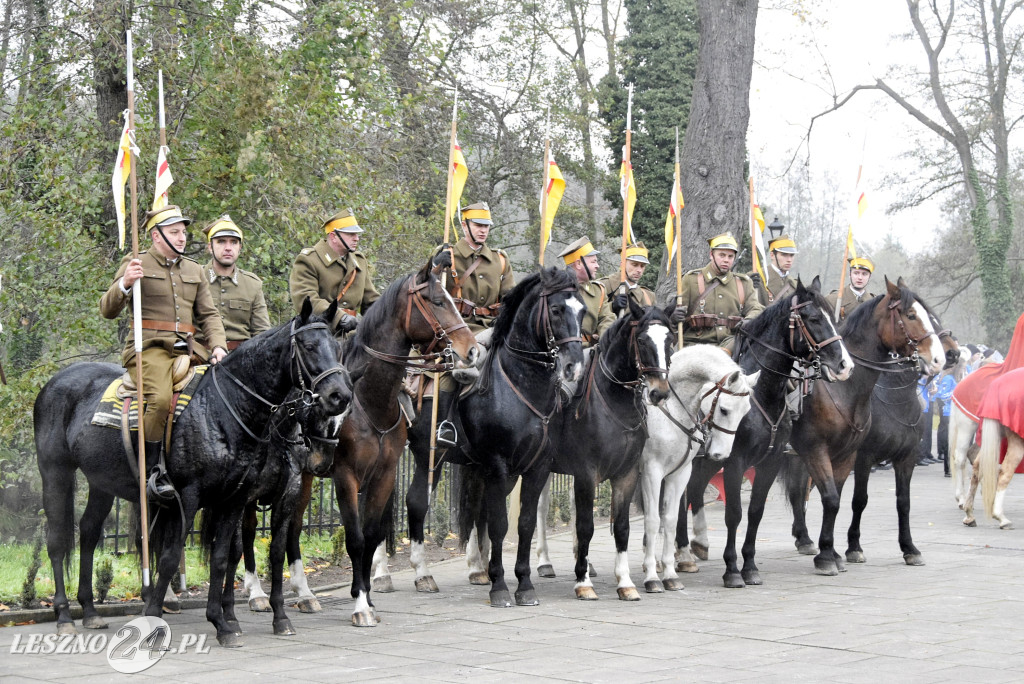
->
[453,254,484,297]
[335,268,359,304]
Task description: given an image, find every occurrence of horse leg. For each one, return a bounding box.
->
[571,475,599,600]
[40,462,78,634]
[640,464,667,593]
[221,524,244,636]
[679,459,714,569]
[786,456,817,555]
[370,491,396,593]
[77,489,115,630]
[484,477,513,607]
[205,509,246,647]
[721,458,746,589]
[404,458,436,592]
[891,451,924,563]
[808,456,843,576]
[288,472,321,613]
[992,430,1023,530]
[268,494,296,636]
[845,453,872,564]
[535,474,556,578]
[950,409,976,507]
[964,450,981,526]
[513,469,547,606]
[658,464,690,591]
[357,462,401,623]
[241,502,270,612]
[740,456,782,586]
[610,472,640,602]
[335,469,374,626]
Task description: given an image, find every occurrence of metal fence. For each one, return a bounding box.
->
[101,448,578,553]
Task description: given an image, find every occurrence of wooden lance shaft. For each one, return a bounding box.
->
[538,138,550,267]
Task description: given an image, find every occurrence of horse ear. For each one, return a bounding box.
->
[745,369,760,389]
[728,370,741,386]
[300,297,314,322]
[324,300,339,329]
[810,275,822,292]
[795,276,805,293]
[628,295,644,319]
[885,276,899,297]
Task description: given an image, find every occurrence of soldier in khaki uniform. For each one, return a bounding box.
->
[558,237,615,347]
[100,205,227,497]
[437,202,515,334]
[600,242,656,313]
[678,232,763,352]
[752,233,799,306]
[289,208,380,335]
[197,215,271,351]
[827,256,875,321]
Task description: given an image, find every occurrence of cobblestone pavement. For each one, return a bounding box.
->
[3,463,1022,682]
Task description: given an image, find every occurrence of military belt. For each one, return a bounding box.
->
[134,319,197,334]
[453,298,500,318]
[687,313,743,331]
[226,340,244,351]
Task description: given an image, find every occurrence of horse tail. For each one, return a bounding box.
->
[33,390,76,578]
[979,418,1002,518]
[456,465,484,552]
[781,452,810,512]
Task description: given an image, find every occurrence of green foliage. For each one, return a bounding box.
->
[95,555,114,603]
[330,527,347,566]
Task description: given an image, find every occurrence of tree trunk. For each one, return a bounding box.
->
[90,0,128,247]
[0,0,15,84]
[657,0,757,301]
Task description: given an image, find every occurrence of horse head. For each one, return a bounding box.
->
[408,254,480,368]
[880,277,945,375]
[270,387,346,477]
[923,305,960,369]
[790,277,854,382]
[619,297,672,405]
[291,298,352,415]
[539,267,586,382]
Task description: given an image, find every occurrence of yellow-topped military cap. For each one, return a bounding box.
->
[321,208,363,234]
[462,202,493,226]
[144,205,192,231]
[205,214,243,242]
[622,242,650,264]
[768,234,798,254]
[849,256,874,273]
[707,232,739,252]
[558,236,600,265]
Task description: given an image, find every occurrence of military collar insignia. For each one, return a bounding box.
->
[206,264,238,285]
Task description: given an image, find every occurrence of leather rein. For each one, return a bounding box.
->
[657,373,750,472]
[847,297,934,373]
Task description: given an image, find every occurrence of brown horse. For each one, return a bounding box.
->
[785,277,945,576]
[323,252,476,626]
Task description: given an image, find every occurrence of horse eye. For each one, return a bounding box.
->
[304,341,316,352]
[720,408,729,417]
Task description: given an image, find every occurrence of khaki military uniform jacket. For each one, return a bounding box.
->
[289,239,381,330]
[678,264,763,348]
[198,262,271,348]
[437,239,515,334]
[826,286,875,322]
[599,274,656,309]
[578,280,615,347]
[754,267,797,306]
[100,251,227,365]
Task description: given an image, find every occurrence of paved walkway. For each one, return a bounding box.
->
[3,463,1022,682]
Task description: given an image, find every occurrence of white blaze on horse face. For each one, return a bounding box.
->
[561,296,585,382]
[822,309,854,381]
[912,301,944,373]
[646,323,670,376]
[566,296,585,330]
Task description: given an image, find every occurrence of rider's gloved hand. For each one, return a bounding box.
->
[431,246,452,271]
[337,313,358,334]
[670,306,688,324]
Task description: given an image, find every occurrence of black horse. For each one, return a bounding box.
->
[783,277,945,576]
[545,299,673,601]
[677,277,854,587]
[446,267,585,608]
[789,308,959,566]
[34,299,351,645]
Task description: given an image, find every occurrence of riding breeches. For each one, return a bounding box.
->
[126,347,179,442]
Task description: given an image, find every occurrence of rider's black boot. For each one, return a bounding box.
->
[143,440,176,500]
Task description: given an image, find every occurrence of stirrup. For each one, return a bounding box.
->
[147,465,176,501]
[436,419,458,448]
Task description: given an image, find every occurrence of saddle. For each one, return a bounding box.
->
[116,354,195,397]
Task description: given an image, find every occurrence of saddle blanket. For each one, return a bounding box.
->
[977,366,1024,440]
[952,312,1024,422]
[91,366,208,431]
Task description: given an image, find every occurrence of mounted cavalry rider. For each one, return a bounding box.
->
[289,208,381,337]
[600,241,656,314]
[100,205,228,499]
[195,215,271,352]
[677,232,763,353]
[827,255,875,321]
[752,233,799,306]
[437,202,516,335]
[559,236,615,348]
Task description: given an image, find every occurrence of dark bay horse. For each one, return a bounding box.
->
[545,299,673,601]
[34,300,351,645]
[784,277,945,576]
[450,267,585,608]
[789,309,959,565]
[327,253,478,626]
[677,277,854,587]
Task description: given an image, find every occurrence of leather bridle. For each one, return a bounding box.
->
[505,283,582,367]
[739,295,843,380]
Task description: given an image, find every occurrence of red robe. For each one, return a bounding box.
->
[952,312,1024,421]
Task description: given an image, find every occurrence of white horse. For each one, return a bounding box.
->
[638,346,757,592]
[949,402,982,524]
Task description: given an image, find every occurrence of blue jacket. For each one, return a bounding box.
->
[935,374,956,417]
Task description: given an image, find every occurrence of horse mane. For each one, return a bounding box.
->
[669,344,737,386]
[342,272,414,359]
[488,267,576,349]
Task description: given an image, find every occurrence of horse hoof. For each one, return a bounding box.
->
[469,571,490,585]
[846,550,866,564]
[225,620,244,636]
[489,589,513,607]
[814,558,839,576]
[617,587,641,602]
[1000,521,1014,530]
[722,573,745,589]
[515,589,539,606]
[273,618,296,636]
[415,576,439,593]
[82,615,108,630]
[662,577,685,591]
[537,564,556,578]
[690,542,708,561]
[835,557,847,573]
[575,586,599,601]
[963,518,977,527]
[295,597,322,613]
[351,612,378,627]
[373,576,396,593]
[742,570,762,586]
[796,543,818,556]
[217,632,245,648]
[56,622,77,636]
[644,580,664,593]
[904,554,925,566]
[248,597,272,612]
[655,560,665,574]
[677,561,699,574]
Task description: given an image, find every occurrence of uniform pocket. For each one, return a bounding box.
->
[229,299,251,310]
